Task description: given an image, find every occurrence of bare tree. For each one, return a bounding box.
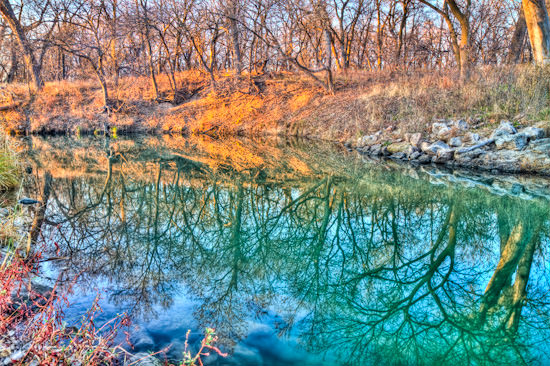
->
[0,0,43,91]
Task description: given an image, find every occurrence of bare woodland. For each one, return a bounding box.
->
[0,0,549,97]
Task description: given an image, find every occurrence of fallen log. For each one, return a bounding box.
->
[456,138,495,154]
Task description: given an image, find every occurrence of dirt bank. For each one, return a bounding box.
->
[1,66,550,143]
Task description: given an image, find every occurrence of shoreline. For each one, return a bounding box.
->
[10,118,550,179]
[352,119,550,177]
[3,67,550,178]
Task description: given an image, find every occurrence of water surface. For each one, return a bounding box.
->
[21,135,550,365]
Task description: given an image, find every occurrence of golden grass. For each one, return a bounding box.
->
[0,133,19,191]
[1,65,550,142]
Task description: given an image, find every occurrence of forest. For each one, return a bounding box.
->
[0,0,545,98]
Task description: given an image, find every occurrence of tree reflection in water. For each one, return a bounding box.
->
[23,135,550,365]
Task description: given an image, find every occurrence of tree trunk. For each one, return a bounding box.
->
[508,7,528,64]
[324,29,335,94]
[0,0,43,91]
[6,42,17,83]
[522,0,550,65]
[228,0,242,75]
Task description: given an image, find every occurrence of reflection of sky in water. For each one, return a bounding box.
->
[60,284,335,365]
[23,136,550,365]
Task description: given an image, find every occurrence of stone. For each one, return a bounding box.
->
[453,119,469,130]
[406,145,420,156]
[369,144,382,156]
[357,135,379,148]
[417,154,432,164]
[433,148,454,163]
[421,141,451,156]
[409,133,422,147]
[448,137,463,147]
[436,126,453,140]
[464,132,481,143]
[419,141,431,152]
[390,152,407,160]
[495,133,528,151]
[409,151,421,160]
[431,122,448,135]
[125,353,163,366]
[529,138,550,154]
[386,142,410,154]
[491,120,517,138]
[456,148,485,160]
[129,329,155,350]
[520,126,545,141]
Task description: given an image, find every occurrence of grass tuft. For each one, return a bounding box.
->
[0,134,19,191]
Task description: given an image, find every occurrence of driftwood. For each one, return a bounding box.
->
[456,138,495,154]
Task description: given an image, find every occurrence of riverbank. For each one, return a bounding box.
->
[0,66,549,139]
[2,66,550,175]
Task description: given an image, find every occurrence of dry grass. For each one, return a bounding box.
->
[0,133,19,191]
[1,65,550,142]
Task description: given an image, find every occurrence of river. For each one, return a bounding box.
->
[20,134,550,365]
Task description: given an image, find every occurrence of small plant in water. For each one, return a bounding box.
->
[180,328,228,366]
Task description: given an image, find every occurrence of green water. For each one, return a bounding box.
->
[22,135,550,365]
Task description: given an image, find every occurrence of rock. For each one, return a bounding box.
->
[386,142,410,154]
[436,126,453,140]
[534,121,550,137]
[409,133,422,147]
[409,151,421,160]
[433,148,454,163]
[391,152,407,160]
[529,138,550,154]
[125,352,162,366]
[520,126,545,141]
[357,135,379,148]
[422,141,451,156]
[495,133,528,151]
[464,132,481,144]
[406,145,420,156]
[453,119,469,130]
[369,144,382,156]
[431,122,448,135]
[456,148,485,160]
[491,120,517,138]
[417,154,432,164]
[129,328,155,350]
[448,137,463,147]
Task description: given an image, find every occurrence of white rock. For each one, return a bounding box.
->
[520,126,545,140]
[409,132,422,147]
[453,119,469,130]
[448,137,463,147]
[491,120,517,139]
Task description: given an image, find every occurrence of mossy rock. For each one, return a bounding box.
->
[387,142,411,154]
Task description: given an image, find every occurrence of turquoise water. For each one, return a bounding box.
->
[23,135,550,365]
